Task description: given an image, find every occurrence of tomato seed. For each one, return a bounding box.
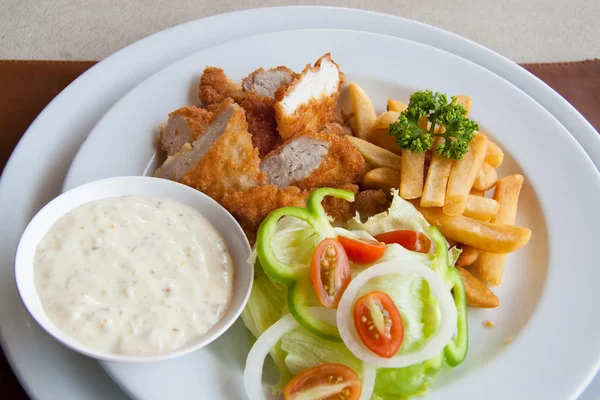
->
[326,246,336,258]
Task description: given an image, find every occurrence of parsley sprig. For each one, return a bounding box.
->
[387,90,478,160]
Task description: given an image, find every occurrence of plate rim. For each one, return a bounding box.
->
[2,6,599,400]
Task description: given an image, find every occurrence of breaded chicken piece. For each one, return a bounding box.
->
[159,106,212,156]
[321,121,353,137]
[242,66,296,98]
[241,67,296,157]
[240,92,282,158]
[274,54,344,141]
[260,129,365,190]
[199,67,245,109]
[321,184,358,223]
[221,185,309,244]
[155,99,265,201]
[322,188,391,223]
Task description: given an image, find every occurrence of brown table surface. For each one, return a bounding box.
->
[1,59,599,399]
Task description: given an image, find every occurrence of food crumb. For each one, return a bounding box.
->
[505,336,513,344]
[483,320,495,328]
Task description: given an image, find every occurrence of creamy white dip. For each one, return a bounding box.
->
[34,196,234,356]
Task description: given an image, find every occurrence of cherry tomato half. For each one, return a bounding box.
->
[337,235,387,264]
[284,363,362,400]
[374,230,431,253]
[310,238,351,308]
[353,291,404,358]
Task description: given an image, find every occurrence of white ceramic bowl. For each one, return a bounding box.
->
[14,176,253,363]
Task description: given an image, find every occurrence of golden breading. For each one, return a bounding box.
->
[274,54,345,141]
[240,91,282,157]
[198,67,245,108]
[321,184,358,223]
[322,188,390,223]
[159,106,212,156]
[180,103,265,201]
[221,185,309,244]
[291,130,365,190]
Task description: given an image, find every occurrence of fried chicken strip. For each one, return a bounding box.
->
[159,106,212,156]
[241,66,296,157]
[199,67,245,109]
[274,54,344,141]
[155,99,265,201]
[221,185,309,244]
[260,127,365,190]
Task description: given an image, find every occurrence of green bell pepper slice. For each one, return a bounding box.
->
[255,188,354,340]
[256,188,355,285]
[429,226,469,367]
[443,267,469,366]
[288,278,341,341]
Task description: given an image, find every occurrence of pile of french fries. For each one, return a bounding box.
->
[346,82,532,309]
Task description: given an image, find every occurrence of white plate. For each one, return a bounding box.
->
[1,6,599,400]
[62,29,600,400]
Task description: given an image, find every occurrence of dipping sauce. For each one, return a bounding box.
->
[34,196,234,356]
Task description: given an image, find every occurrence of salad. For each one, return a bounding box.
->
[242,187,468,400]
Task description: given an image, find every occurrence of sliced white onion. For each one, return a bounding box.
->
[336,260,457,368]
[244,307,374,400]
[245,313,298,400]
[360,363,377,400]
[247,248,258,266]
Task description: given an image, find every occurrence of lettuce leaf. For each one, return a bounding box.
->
[241,262,292,393]
[280,327,434,399]
[281,328,362,375]
[373,364,430,399]
[271,216,320,269]
[348,189,430,238]
[280,258,440,399]
[449,245,462,266]
[356,270,439,353]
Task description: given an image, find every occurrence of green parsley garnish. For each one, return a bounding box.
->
[387,90,479,160]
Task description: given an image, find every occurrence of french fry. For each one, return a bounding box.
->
[400,150,425,199]
[421,138,453,207]
[463,195,500,222]
[362,167,400,192]
[470,189,485,197]
[415,205,531,253]
[387,99,407,112]
[485,140,504,168]
[348,82,377,139]
[473,162,498,191]
[473,175,525,286]
[457,267,499,308]
[456,246,479,267]
[443,134,488,216]
[372,111,401,130]
[446,238,457,247]
[454,95,472,114]
[346,136,402,171]
[368,111,403,155]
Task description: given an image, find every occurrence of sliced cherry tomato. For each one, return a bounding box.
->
[310,238,351,308]
[374,230,431,253]
[284,363,362,400]
[337,235,386,264]
[353,291,404,358]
